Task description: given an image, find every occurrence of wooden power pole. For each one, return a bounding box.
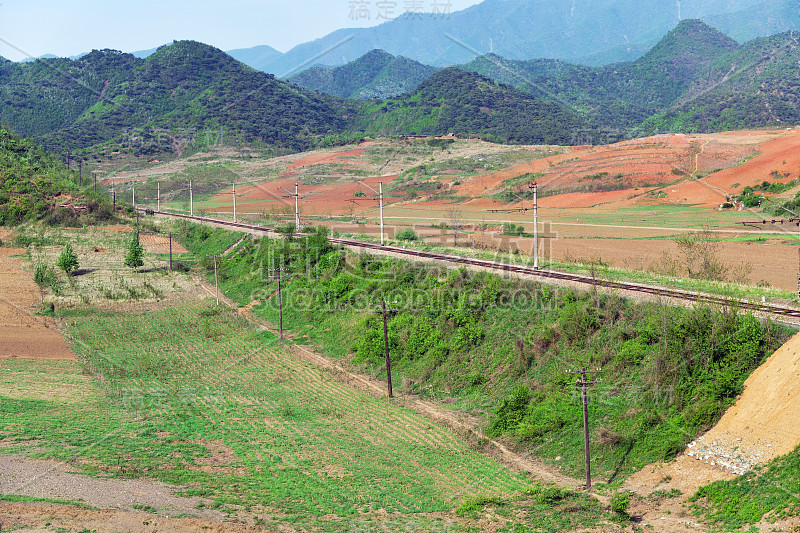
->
[381,300,395,398]
[267,269,284,340]
[566,367,601,491]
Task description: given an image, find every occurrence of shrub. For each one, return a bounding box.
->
[611,492,630,519]
[56,244,79,276]
[395,228,419,241]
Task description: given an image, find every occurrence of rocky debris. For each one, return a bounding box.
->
[686,434,778,475]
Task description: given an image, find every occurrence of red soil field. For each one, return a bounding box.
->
[287,149,365,170]
[0,249,75,361]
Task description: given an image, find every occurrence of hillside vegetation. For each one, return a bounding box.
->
[3,20,800,158]
[0,41,345,154]
[0,129,104,226]
[288,50,437,99]
[464,20,800,134]
[177,223,793,488]
[347,68,592,144]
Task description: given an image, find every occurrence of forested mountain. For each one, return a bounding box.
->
[0,41,345,153]
[234,0,799,74]
[2,20,800,157]
[462,20,800,133]
[643,30,800,131]
[288,50,437,99]
[346,68,591,144]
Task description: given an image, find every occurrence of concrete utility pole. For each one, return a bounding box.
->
[169,232,173,272]
[190,180,194,217]
[157,182,160,212]
[233,182,237,223]
[566,367,601,491]
[279,184,301,231]
[93,172,97,194]
[132,183,135,209]
[379,182,385,246]
[295,183,300,229]
[531,181,539,269]
[355,181,386,245]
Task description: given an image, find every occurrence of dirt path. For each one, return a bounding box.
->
[0,455,225,522]
[0,248,75,361]
[0,500,257,533]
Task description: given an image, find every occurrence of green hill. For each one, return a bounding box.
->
[643,30,800,131]
[288,50,437,99]
[0,41,346,154]
[463,20,743,131]
[463,19,800,135]
[347,67,592,144]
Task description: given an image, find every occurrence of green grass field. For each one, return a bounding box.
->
[0,262,605,531]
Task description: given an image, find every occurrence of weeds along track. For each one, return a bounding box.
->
[144,209,800,324]
[64,302,536,524]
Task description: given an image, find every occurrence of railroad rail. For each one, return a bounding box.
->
[141,208,800,322]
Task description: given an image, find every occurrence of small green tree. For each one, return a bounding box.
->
[124,233,145,268]
[395,227,419,241]
[56,244,79,276]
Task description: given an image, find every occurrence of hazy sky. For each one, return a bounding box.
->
[0,0,483,61]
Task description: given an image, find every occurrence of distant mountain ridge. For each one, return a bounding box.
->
[229,0,799,74]
[2,19,800,156]
[461,19,800,133]
[288,50,437,99]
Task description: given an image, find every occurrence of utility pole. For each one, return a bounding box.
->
[354,181,385,245]
[295,183,300,229]
[379,182,385,245]
[157,182,160,212]
[279,184,301,231]
[233,182,237,223]
[132,183,135,209]
[78,159,82,186]
[213,255,219,306]
[566,367,601,491]
[381,300,394,398]
[169,232,173,272]
[190,180,194,217]
[93,172,97,194]
[267,269,284,340]
[531,181,539,269]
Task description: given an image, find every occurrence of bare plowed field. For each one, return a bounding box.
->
[0,249,74,361]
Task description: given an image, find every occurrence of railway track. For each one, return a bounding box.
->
[143,209,800,322]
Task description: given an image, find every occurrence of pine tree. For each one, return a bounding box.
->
[125,232,144,268]
[56,244,78,275]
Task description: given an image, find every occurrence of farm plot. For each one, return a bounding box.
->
[1,299,603,531]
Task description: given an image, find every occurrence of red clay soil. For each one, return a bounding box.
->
[212,174,399,217]
[287,149,365,170]
[704,130,800,194]
[0,249,76,361]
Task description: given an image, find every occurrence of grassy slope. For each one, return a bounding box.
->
[175,223,794,490]
[0,226,605,532]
